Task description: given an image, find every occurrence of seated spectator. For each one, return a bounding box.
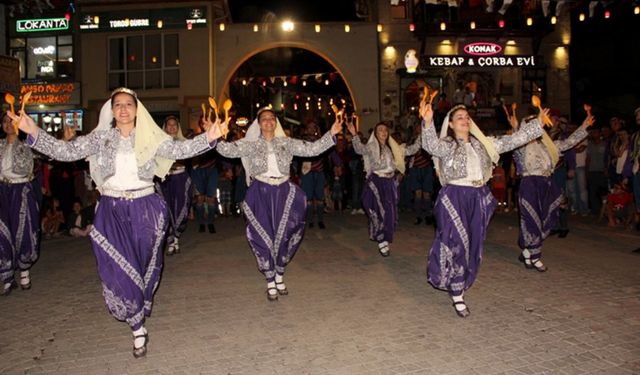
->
[606,181,636,228]
[67,198,93,237]
[41,198,65,237]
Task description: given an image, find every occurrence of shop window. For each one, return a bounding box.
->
[9,35,74,80]
[108,33,180,90]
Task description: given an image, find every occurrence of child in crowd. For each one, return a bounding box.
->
[67,198,93,237]
[606,181,636,228]
[41,198,65,237]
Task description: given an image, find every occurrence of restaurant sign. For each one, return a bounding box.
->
[20,82,80,105]
[463,42,503,56]
[422,55,536,68]
[17,18,69,33]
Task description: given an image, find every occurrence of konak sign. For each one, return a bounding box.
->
[463,42,503,56]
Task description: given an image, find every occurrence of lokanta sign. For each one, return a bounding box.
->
[422,55,536,67]
[20,83,80,105]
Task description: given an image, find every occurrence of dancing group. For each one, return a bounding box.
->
[2,87,592,357]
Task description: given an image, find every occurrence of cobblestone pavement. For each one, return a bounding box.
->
[1,211,639,375]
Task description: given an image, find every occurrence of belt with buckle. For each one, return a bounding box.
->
[449,179,484,187]
[100,186,156,200]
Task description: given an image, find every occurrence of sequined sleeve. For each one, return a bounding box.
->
[216,138,251,159]
[289,131,335,157]
[404,138,421,156]
[156,132,215,160]
[492,118,544,154]
[421,119,455,158]
[351,136,365,155]
[27,128,101,162]
[554,125,588,152]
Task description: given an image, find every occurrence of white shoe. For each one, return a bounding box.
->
[351,209,357,215]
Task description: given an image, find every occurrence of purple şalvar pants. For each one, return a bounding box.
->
[362,174,398,243]
[242,180,306,282]
[427,184,497,297]
[518,176,562,261]
[158,171,192,245]
[89,193,168,330]
[0,182,40,285]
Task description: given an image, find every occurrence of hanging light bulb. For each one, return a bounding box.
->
[344,24,350,32]
[315,24,321,32]
[579,13,585,21]
[526,17,533,26]
[409,23,415,32]
[498,19,505,28]
[440,22,446,31]
[377,24,382,32]
[302,80,307,87]
[604,10,611,19]
[551,16,557,25]
[635,6,639,14]
[219,23,225,31]
[253,24,259,32]
[470,21,476,30]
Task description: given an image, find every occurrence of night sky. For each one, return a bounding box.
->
[228,0,360,22]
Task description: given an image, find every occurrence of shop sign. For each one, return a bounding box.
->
[463,42,503,56]
[109,18,150,28]
[422,55,536,68]
[17,18,69,33]
[33,46,56,55]
[20,82,80,105]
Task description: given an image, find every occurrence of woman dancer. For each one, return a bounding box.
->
[157,115,192,255]
[420,102,545,318]
[346,120,421,256]
[513,111,593,271]
[0,111,40,295]
[216,107,341,301]
[9,88,226,357]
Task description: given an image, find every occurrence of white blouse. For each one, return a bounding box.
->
[102,136,153,191]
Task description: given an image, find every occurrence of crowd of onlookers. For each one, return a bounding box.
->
[11,104,640,239]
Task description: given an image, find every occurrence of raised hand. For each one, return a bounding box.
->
[345,115,357,136]
[583,115,595,128]
[419,102,434,126]
[538,107,552,128]
[330,116,344,136]
[206,117,225,143]
[7,110,39,136]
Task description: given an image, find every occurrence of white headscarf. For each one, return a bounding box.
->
[365,123,406,175]
[162,115,186,140]
[88,88,172,187]
[242,107,286,185]
[434,105,499,184]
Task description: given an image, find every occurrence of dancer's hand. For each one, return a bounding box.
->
[330,116,344,136]
[419,102,434,126]
[7,110,39,136]
[538,107,551,128]
[583,115,595,128]
[206,117,227,142]
[345,115,357,136]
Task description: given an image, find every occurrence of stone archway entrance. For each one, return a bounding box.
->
[213,23,380,130]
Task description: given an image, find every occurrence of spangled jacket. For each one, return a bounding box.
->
[0,139,34,179]
[513,124,589,176]
[351,137,421,176]
[422,118,544,185]
[27,128,214,186]
[216,132,335,178]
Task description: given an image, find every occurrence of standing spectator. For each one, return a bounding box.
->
[300,121,328,229]
[586,127,608,215]
[348,132,365,215]
[218,165,233,216]
[190,117,219,234]
[566,122,589,215]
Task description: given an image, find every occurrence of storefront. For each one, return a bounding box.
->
[77,4,212,131]
[398,38,545,132]
[8,15,82,133]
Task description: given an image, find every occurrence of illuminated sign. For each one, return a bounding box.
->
[423,55,536,67]
[20,83,80,105]
[17,18,69,32]
[463,42,503,56]
[37,60,54,73]
[79,7,207,32]
[33,46,56,55]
